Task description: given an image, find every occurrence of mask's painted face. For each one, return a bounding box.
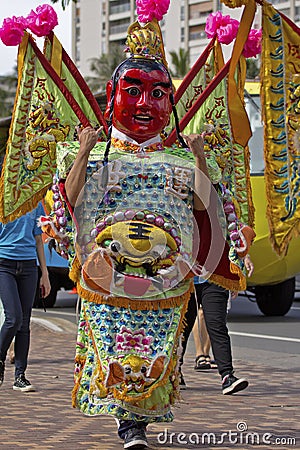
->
[110,67,172,143]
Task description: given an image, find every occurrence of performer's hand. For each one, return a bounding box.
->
[182,133,205,160]
[77,126,103,155]
[244,254,254,277]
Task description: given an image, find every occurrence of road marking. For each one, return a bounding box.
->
[33,310,75,317]
[291,306,300,310]
[229,331,300,343]
[31,317,64,332]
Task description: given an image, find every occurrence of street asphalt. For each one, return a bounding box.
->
[0,299,299,449]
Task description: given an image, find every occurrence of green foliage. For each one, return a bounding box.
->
[85,44,126,93]
[0,66,18,118]
[50,0,77,10]
[246,58,260,80]
[169,48,190,79]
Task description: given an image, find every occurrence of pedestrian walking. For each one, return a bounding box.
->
[0,203,51,391]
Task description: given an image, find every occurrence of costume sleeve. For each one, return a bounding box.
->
[193,209,242,288]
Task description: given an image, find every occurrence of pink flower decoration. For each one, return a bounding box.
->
[26,4,58,37]
[136,0,170,23]
[205,11,239,45]
[116,326,152,353]
[243,28,262,58]
[0,16,27,46]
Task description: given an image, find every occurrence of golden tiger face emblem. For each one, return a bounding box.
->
[82,219,191,298]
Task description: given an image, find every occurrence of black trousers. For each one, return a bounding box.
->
[180,282,233,377]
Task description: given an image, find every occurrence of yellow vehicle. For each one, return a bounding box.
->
[245,81,299,316]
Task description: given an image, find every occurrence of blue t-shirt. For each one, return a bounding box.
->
[194,276,207,285]
[0,203,44,260]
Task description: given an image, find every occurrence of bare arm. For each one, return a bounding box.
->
[182,134,211,210]
[65,127,102,207]
[244,253,254,277]
[35,235,51,298]
[230,254,254,299]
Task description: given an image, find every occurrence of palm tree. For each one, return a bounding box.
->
[0,66,18,118]
[50,0,77,10]
[85,44,126,93]
[169,48,190,79]
[246,58,260,80]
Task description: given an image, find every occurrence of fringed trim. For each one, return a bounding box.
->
[77,281,194,311]
[268,220,300,258]
[176,287,192,337]
[69,256,82,283]
[75,355,86,365]
[0,185,52,224]
[72,382,80,408]
[72,355,86,408]
[210,263,246,292]
[111,288,191,404]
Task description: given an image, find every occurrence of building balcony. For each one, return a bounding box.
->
[109,23,130,36]
[109,11,131,22]
[189,16,209,27]
[109,32,127,42]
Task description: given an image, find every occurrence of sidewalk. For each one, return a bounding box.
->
[0,319,299,450]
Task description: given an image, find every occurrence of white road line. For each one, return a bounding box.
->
[33,310,75,317]
[31,317,63,332]
[229,331,300,343]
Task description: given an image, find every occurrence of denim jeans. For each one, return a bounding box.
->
[0,258,38,378]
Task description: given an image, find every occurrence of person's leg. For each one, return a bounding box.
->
[0,260,23,364]
[193,307,211,355]
[192,306,211,370]
[192,311,205,355]
[179,290,199,367]
[0,259,24,387]
[199,308,211,356]
[199,282,233,376]
[200,282,248,394]
[13,260,38,379]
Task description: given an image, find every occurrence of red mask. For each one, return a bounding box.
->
[106,68,173,143]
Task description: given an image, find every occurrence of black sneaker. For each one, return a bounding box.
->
[0,360,4,387]
[13,375,35,392]
[178,369,187,390]
[124,428,148,449]
[222,373,248,395]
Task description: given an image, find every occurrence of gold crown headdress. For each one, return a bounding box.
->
[125,0,170,69]
[126,19,168,69]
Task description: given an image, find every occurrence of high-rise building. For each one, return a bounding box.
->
[72,0,299,80]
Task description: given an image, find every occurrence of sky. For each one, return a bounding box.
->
[0,0,72,76]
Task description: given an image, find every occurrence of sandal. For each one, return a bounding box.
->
[194,355,211,371]
[210,359,218,369]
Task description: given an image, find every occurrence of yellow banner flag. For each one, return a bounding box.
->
[0,32,105,223]
[262,3,300,255]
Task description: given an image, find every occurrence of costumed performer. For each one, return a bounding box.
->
[45,8,254,450]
